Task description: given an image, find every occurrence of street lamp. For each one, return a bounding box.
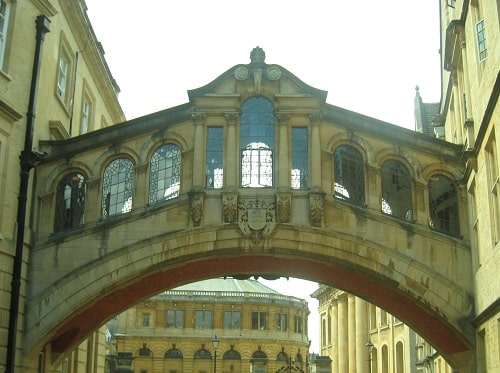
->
[212,335,219,373]
[366,340,374,373]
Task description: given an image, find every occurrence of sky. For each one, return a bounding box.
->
[85,0,442,353]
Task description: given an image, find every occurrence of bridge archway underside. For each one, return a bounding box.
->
[26,198,473,367]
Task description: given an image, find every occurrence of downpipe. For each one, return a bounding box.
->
[5,15,50,373]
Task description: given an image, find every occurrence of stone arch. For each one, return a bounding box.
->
[24,224,473,369]
[375,148,419,180]
[140,131,190,164]
[44,161,92,194]
[92,145,140,176]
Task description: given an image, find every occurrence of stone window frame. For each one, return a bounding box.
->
[101,157,134,218]
[240,97,275,188]
[54,172,86,233]
[333,144,365,206]
[380,159,413,221]
[148,143,181,204]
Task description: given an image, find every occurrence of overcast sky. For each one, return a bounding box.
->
[85,1,442,353]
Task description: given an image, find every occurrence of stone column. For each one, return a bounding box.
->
[277,112,290,189]
[192,112,206,189]
[451,72,463,144]
[86,176,101,221]
[309,112,322,190]
[224,112,238,189]
[134,162,149,207]
[331,302,339,373]
[366,163,380,211]
[338,295,348,373]
[414,179,428,226]
[355,297,368,373]
[348,294,356,373]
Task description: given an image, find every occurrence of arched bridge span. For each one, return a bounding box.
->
[28,50,474,370]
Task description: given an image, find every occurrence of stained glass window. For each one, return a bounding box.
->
[240,97,274,187]
[102,158,134,218]
[149,144,181,203]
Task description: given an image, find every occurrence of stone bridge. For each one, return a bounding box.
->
[28,49,474,370]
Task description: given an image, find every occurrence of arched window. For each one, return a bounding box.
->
[102,158,134,218]
[165,347,183,359]
[139,343,151,357]
[381,160,413,220]
[334,145,365,206]
[251,350,268,373]
[54,173,86,232]
[428,174,460,236]
[223,349,241,360]
[240,97,274,187]
[276,351,288,361]
[194,348,212,359]
[149,144,181,203]
[395,341,404,373]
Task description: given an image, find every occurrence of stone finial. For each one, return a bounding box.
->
[250,46,266,64]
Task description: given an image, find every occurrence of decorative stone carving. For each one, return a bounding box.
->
[189,190,205,227]
[250,46,265,63]
[309,191,324,227]
[276,191,291,223]
[238,199,276,244]
[265,66,281,80]
[223,192,238,223]
[191,112,206,124]
[234,66,249,80]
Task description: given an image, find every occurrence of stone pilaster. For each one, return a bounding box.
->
[224,112,239,188]
[192,112,206,189]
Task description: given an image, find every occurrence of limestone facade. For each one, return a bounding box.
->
[0,0,124,371]
[106,278,310,373]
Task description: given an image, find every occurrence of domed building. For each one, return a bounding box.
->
[108,278,311,373]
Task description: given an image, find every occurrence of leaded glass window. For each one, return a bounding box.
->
[381,160,413,220]
[55,173,86,232]
[102,158,134,218]
[334,145,365,205]
[240,97,274,187]
[476,19,487,62]
[206,127,223,188]
[149,144,181,203]
[291,127,308,189]
[428,174,460,236]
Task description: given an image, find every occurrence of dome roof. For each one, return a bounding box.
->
[172,277,281,295]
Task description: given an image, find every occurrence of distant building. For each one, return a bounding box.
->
[107,278,311,373]
[312,286,453,373]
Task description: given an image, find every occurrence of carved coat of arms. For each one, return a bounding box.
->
[238,199,276,244]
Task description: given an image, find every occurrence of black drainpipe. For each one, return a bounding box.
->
[5,15,50,373]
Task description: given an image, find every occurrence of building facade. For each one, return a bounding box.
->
[312,286,453,373]
[0,0,498,372]
[0,0,124,371]
[107,278,311,373]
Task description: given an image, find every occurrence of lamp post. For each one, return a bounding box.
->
[365,340,374,373]
[212,335,219,373]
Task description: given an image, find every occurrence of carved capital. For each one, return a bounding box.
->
[309,112,323,124]
[276,112,290,125]
[224,112,239,125]
[192,112,206,125]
